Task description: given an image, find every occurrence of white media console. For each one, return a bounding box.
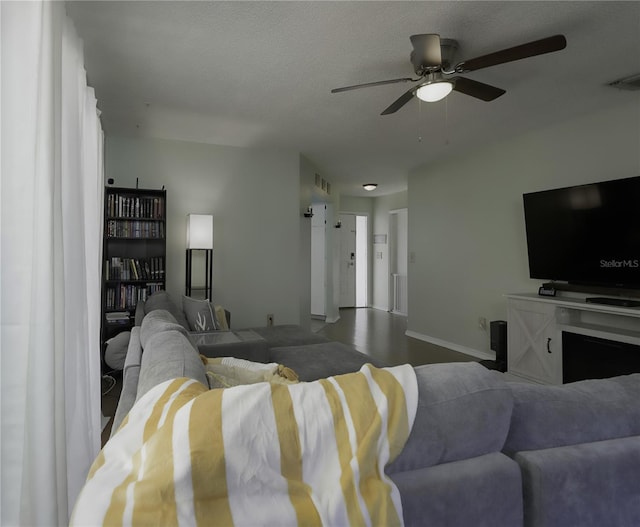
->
[506,293,640,385]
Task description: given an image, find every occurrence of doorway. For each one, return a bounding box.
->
[339,213,368,308]
[389,208,408,315]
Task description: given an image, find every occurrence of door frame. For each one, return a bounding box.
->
[338,211,370,309]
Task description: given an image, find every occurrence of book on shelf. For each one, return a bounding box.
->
[104,256,164,281]
[108,193,165,220]
[105,282,165,310]
[105,311,130,324]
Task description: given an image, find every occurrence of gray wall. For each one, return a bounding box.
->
[105,136,303,328]
[407,99,640,356]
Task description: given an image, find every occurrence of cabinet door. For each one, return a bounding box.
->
[507,299,562,384]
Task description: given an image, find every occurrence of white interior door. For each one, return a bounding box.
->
[339,213,356,307]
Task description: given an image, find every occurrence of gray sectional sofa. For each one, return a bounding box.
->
[112,292,640,527]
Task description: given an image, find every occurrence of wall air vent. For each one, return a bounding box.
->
[314,173,331,195]
[608,73,640,91]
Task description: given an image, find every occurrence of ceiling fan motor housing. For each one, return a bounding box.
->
[438,38,459,73]
[410,34,459,76]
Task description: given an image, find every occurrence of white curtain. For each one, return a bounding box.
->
[1,2,104,524]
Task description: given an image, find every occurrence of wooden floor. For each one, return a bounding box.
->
[315,307,479,367]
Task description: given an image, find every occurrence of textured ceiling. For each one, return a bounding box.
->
[66,1,640,196]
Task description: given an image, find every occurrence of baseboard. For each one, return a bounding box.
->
[405,330,494,361]
[370,304,389,312]
[325,314,340,324]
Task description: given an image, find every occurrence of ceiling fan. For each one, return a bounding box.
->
[331,34,567,115]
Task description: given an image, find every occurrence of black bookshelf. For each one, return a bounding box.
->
[101,187,166,349]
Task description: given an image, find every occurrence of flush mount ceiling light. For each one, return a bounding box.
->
[363,183,378,191]
[416,81,453,102]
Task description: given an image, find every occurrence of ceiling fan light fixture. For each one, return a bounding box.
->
[363,183,377,191]
[416,81,453,102]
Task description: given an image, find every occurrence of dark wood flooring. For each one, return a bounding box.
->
[315,307,478,367]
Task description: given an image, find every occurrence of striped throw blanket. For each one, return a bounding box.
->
[72,363,418,527]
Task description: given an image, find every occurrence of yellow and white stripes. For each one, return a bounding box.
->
[71,364,418,527]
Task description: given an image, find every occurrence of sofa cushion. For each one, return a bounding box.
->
[514,435,640,527]
[269,341,383,382]
[503,373,640,453]
[386,362,514,473]
[251,324,330,348]
[182,295,219,331]
[389,452,523,527]
[143,290,190,330]
[140,309,195,350]
[136,329,208,401]
[195,332,270,363]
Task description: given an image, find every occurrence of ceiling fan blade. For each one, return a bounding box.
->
[410,34,442,69]
[331,77,415,93]
[381,87,416,115]
[456,34,567,73]
[451,77,506,101]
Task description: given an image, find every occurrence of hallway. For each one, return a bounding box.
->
[315,308,479,367]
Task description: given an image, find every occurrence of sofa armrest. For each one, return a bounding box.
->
[136,330,208,401]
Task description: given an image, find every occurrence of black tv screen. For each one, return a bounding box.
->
[523,176,640,289]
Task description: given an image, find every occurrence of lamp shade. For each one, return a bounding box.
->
[416,82,453,102]
[187,214,213,249]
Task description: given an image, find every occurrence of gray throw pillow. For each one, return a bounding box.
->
[104,331,131,371]
[182,295,219,332]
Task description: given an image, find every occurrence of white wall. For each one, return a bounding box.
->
[310,204,326,316]
[408,100,640,356]
[303,161,341,323]
[298,155,316,331]
[105,136,302,328]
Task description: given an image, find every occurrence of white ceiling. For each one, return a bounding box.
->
[66,1,640,197]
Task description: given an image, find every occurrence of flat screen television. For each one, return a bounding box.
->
[523,176,640,290]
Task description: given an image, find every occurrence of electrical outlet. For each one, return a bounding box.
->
[478,317,487,331]
[267,314,274,327]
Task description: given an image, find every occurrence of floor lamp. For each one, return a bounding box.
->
[186,214,213,299]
